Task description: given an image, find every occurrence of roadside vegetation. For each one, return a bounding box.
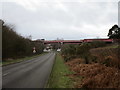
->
[1,19,44,62]
[47,24,120,88]
[2,53,47,66]
[61,42,120,88]
[47,53,74,88]
[61,41,107,63]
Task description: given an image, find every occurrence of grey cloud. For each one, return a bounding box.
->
[64,2,117,26]
[2,1,118,40]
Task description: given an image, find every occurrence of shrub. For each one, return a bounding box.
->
[90,41,106,48]
[90,47,120,69]
[61,41,107,63]
[61,44,77,62]
[2,20,44,60]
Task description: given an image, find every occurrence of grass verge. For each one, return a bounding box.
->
[2,52,47,66]
[47,53,74,88]
[105,44,119,49]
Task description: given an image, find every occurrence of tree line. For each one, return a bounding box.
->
[1,20,44,61]
[61,24,120,63]
[61,41,106,62]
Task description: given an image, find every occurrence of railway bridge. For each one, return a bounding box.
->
[44,39,113,45]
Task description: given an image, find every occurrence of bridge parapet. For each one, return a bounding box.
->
[44,40,83,44]
[44,39,114,45]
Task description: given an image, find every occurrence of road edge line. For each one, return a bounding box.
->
[2,53,47,67]
[44,52,57,88]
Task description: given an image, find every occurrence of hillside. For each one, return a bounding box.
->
[65,44,120,88]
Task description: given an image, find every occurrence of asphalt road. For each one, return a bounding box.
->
[2,52,56,88]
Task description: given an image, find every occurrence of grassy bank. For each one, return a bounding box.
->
[65,44,120,88]
[47,53,74,88]
[2,52,47,66]
[102,44,119,49]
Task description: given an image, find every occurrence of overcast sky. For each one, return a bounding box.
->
[1,0,119,40]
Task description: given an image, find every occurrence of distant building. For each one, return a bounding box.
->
[57,48,61,52]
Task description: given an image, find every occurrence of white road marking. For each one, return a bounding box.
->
[3,72,10,77]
